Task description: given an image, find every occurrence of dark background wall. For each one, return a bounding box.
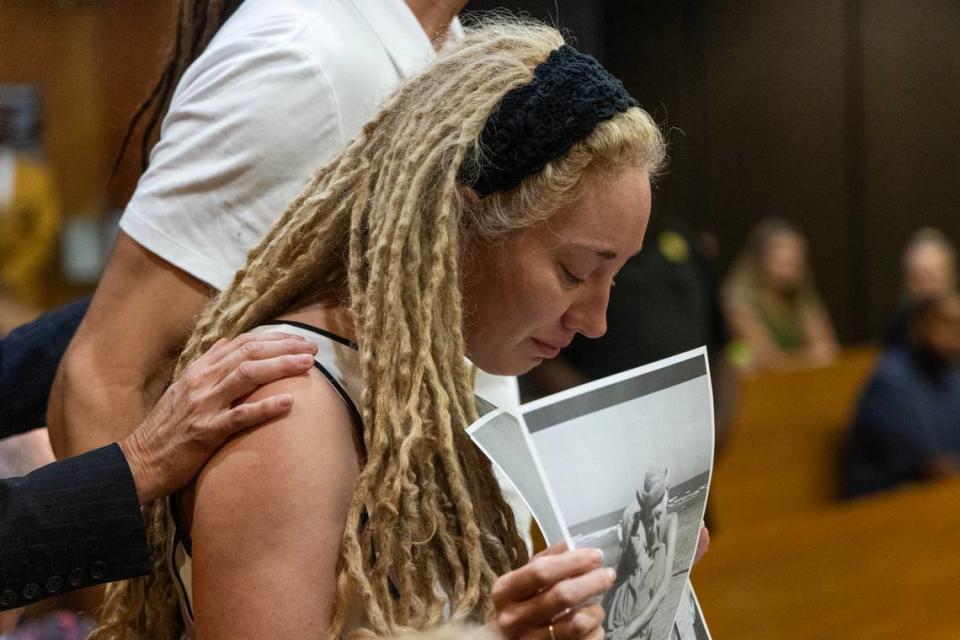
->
[467,0,960,343]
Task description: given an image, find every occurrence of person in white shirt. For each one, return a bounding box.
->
[47,0,523,514]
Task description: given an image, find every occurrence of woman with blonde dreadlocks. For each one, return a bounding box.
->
[93,18,665,640]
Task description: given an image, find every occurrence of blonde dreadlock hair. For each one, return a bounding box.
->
[93,17,664,640]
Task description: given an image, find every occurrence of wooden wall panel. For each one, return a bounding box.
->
[96,2,177,208]
[601,0,959,342]
[0,1,174,214]
[859,0,960,336]
[0,3,104,213]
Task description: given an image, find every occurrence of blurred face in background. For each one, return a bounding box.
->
[912,296,960,364]
[759,231,807,293]
[904,242,956,303]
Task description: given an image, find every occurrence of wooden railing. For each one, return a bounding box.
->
[694,346,960,639]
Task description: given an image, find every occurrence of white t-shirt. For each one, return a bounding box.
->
[121,0,445,292]
[119,0,529,542]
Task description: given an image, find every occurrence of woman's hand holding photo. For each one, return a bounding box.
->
[492,543,615,640]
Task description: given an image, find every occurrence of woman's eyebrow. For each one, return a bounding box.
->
[569,242,618,260]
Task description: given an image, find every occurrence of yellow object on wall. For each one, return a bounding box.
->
[0,152,61,305]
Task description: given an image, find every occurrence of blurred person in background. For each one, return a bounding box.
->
[0,104,61,331]
[721,217,837,373]
[840,293,960,498]
[886,227,957,346]
[903,228,957,302]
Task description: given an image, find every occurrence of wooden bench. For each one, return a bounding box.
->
[708,347,878,531]
[694,476,960,639]
[694,347,960,638]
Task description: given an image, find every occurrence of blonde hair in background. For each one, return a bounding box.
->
[721,216,819,312]
[92,17,665,640]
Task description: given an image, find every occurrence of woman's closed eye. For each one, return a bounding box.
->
[560,265,587,286]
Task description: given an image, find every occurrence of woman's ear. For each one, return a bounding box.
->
[458,183,483,250]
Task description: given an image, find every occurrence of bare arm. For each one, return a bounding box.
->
[190,369,360,639]
[47,231,211,457]
[725,307,790,372]
[801,302,839,365]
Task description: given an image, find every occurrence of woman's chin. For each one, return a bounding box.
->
[469,352,538,377]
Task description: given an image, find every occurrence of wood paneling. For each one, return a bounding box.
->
[0,1,175,214]
[859,0,960,337]
[588,1,960,342]
[0,3,104,213]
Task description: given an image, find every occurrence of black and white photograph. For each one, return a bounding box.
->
[467,407,569,546]
[521,349,714,640]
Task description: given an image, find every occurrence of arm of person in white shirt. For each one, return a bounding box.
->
[47,232,213,456]
[46,39,342,457]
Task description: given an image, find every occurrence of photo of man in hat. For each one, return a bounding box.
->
[603,468,678,640]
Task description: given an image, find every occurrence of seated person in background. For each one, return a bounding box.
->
[721,217,837,373]
[840,293,960,498]
[886,228,957,346]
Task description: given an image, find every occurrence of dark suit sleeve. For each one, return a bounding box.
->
[0,297,90,439]
[0,443,151,610]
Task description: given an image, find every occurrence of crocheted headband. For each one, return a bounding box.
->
[460,44,639,198]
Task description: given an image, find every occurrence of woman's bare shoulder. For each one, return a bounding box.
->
[198,368,359,502]
[180,302,362,530]
[187,365,360,637]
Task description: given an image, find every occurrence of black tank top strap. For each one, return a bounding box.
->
[257,321,365,444]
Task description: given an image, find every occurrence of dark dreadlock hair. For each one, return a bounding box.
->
[110,0,244,181]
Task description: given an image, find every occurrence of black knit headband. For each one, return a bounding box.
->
[460,44,639,198]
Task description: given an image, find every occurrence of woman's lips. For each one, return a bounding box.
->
[531,337,562,358]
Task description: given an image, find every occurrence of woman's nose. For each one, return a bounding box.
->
[563,285,610,339]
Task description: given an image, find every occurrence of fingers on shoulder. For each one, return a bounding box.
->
[193,370,360,544]
[199,370,357,487]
